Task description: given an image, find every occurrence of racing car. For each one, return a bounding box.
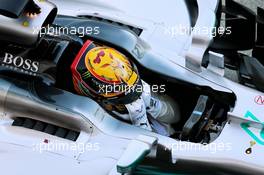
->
[0,0,263,174]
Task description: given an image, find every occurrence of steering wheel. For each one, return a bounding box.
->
[181,95,209,140]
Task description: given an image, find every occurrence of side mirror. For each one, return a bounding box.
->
[116,135,157,174]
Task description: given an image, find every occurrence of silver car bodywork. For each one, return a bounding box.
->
[0,0,263,174]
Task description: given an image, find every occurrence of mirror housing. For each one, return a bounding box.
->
[116,135,157,174]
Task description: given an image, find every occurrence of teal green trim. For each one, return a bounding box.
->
[117,150,151,174]
[261,127,264,139]
[241,111,264,145]
[241,123,264,145]
[244,111,262,123]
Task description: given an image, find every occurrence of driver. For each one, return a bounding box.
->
[70,40,180,136]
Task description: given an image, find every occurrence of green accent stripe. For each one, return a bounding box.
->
[241,111,264,145]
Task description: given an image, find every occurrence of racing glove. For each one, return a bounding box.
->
[141,81,180,124]
[124,97,152,131]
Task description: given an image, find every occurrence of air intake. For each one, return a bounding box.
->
[78,15,142,36]
[12,118,80,141]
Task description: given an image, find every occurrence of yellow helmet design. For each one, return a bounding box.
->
[85,47,138,87]
[71,40,142,104]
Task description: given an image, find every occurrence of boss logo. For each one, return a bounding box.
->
[2,52,39,73]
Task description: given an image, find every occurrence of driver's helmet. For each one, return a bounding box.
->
[71,40,142,105]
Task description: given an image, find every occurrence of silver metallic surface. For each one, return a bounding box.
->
[0,0,263,174]
[0,0,57,46]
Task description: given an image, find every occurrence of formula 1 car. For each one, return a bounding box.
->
[0,0,263,174]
